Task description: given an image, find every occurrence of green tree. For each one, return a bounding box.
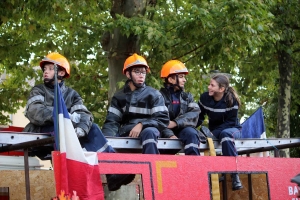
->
[1,0,300,159]
[0,0,276,125]
[0,0,112,125]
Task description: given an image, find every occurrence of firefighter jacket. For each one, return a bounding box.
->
[159,86,200,138]
[102,80,169,137]
[197,91,242,136]
[23,82,93,134]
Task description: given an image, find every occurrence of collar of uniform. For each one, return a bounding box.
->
[44,80,64,89]
[165,83,180,95]
[124,79,145,93]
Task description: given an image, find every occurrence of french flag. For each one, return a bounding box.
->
[241,107,269,157]
[241,107,266,139]
[52,82,104,200]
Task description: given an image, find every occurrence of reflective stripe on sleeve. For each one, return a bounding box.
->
[188,102,199,108]
[26,95,45,106]
[108,106,123,118]
[25,95,45,115]
[70,105,88,113]
[129,105,168,115]
[151,105,168,114]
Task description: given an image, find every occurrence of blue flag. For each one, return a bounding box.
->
[241,107,265,138]
[53,82,70,150]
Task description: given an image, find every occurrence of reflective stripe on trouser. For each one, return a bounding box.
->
[139,127,160,154]
[178,127,200,155]
[218,128,241,156]
[81,123,115,153]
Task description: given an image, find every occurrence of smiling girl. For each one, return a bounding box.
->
[197,73,243,191]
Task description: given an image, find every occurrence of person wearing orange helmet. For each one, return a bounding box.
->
[24,52,89,137]
[23,52,135,191]
[159,60,204,155]
[102,53,169,154]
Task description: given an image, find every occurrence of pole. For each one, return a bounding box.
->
[24,148,31,200]
[54,64,59,151]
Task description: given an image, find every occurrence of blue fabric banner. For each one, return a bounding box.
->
[241,107,265,138]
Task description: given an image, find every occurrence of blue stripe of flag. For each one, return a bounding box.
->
[53,82,70,150]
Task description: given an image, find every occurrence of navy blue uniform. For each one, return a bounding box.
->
[102,80,169,154]
[160,85,201,155]
[197,92,242,156]
[23,82,114,159]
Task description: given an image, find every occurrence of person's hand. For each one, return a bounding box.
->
[169,135,178,139]
[75,127,85,137]
[69,112,81,123]
[167,121,177,129]
[129,123,143,138]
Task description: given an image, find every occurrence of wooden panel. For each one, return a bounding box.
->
[0,170,55,200]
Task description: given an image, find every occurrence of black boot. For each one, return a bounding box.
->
[106,174,136,191]
[231,173,243,191]
[291,174,300,186]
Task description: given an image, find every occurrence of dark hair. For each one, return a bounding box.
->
[165,74,176,83]
[211,74,241,107]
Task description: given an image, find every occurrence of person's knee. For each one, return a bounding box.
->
[219,130,233,139]
[88,123,103,135]
[220,128,241,140]
[141,127,159,138]
[181,127,198,138]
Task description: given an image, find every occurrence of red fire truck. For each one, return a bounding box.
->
[1,126,300,200]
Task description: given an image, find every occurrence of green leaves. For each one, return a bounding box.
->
[0,0,299,153]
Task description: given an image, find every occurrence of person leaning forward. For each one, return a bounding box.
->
[197,73,243,191]
[159,60,203,155]
[102,53,169,154]
[23,52,135,191]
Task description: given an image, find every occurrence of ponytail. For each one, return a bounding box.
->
[225,86,241,107]
[211,74,241,108]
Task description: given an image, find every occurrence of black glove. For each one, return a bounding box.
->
[200,126,217,140]
[196,129,207,144]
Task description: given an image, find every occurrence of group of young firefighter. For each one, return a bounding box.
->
[23,52,244,192]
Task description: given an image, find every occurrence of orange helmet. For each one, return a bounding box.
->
[160,60,188,78]
[123,53,150,74]
[40,52,71,78]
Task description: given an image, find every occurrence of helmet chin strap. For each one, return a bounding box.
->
[44,75,63,87]
[129,70,144,88]
[169,74,183,91]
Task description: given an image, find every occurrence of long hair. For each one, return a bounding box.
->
[211,74,241,107]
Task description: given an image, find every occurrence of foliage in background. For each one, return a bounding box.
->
[1,1,300,158]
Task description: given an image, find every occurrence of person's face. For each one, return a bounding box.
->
[43,64,55,81]
[43,63,66,82]
[127,67,147,85]
[168,74,186,89]
[208,79,225,97]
